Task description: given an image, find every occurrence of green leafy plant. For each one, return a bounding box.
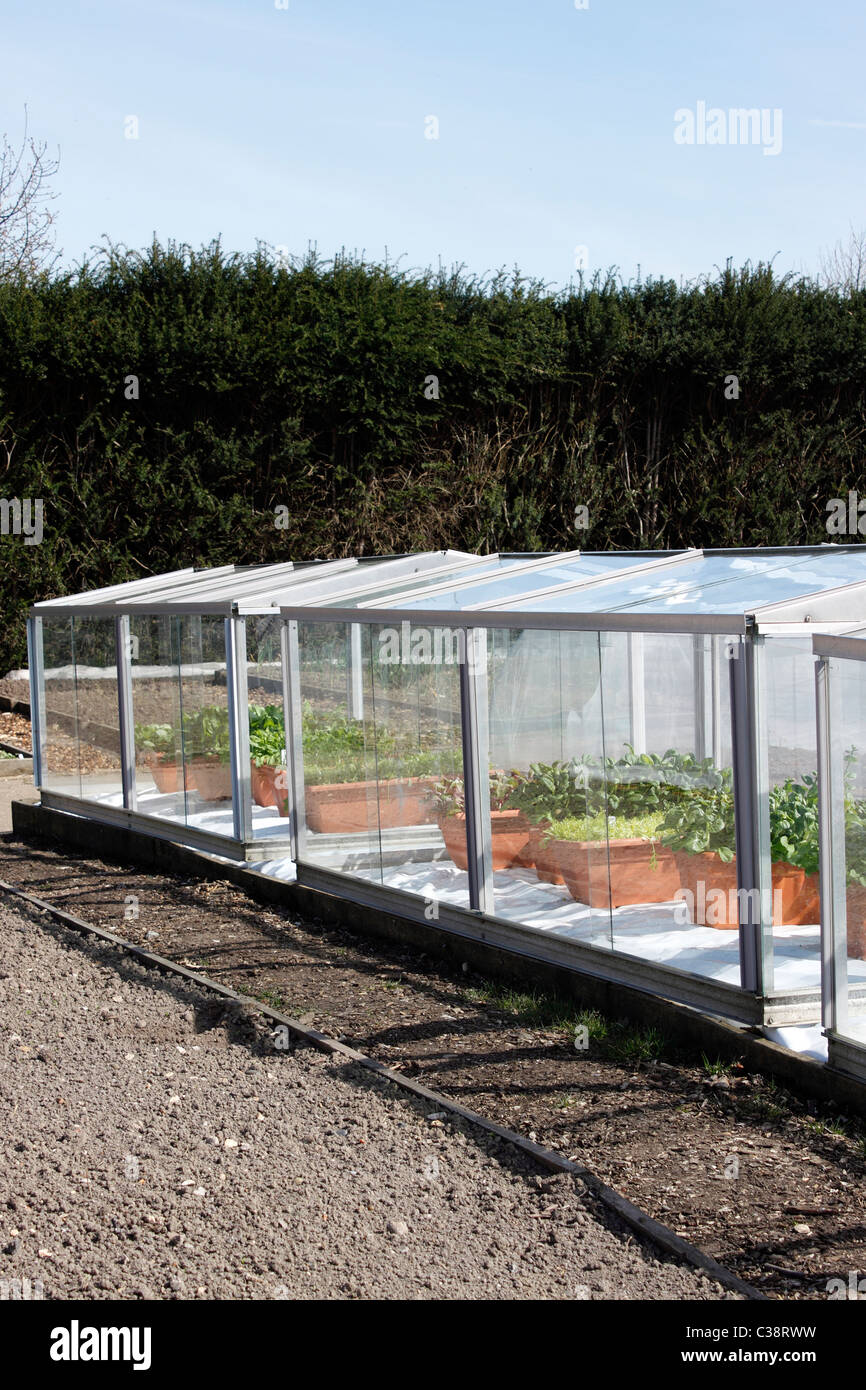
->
[248,703,286,768]
[300,702,460,786]
[603,746,729,817]
[541,810,664,846]
[134,722,177,757]
[181,704,231,763]
[506,760,595,823]
[433,769,520,818]
[769,775,820,875]
[656,775,736,861]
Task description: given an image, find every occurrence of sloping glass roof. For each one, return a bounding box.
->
[31,552,475,617]
[519,550,866,616]
[31,546,866,631]
[396,550,664,610]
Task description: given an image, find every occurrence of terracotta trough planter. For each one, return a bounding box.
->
[554,838,680,909]
[525,823,565,885]
[673,852,815,928]
[437,810,531,872]
[144,753,181,794]
[189,758,232,802]
[786,871,821,927]
[305,777,438,833]
[143,753,196,794]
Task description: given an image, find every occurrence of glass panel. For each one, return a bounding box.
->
[834,660,866,1046]
[596,631,743,989]
[624,551,866,616]
[72,617,122,805]
[130,615,184,824]
[296,619,467,907]
[130,616,234,839]
[331,559,507,609]
[520,550,866,616]
[297,621,380,874]
[368,621,467,909]
[176,617,232,836]
[489,628,613,945]
[400,553,655,611]
[40,616,81,797]
[761,636,822,997]
[247,615,291,845]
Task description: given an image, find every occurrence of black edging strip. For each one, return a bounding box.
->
[0,876,764,1302]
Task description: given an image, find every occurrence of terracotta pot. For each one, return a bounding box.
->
[190,758,232,802]
[672,851,739,927]
[555,838,681,909]
[771,862,809,925]
[304,777,438,833]
[145,753,180,794]
[526,823,565,885]
[672,853,812,928]
[144,753,198,793]
[437,811,531,872]
[251,761,289,814]
[845,883,866,959]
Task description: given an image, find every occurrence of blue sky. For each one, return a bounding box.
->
[1,0,864,287]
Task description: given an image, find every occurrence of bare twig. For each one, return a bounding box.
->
[0,106,60,281]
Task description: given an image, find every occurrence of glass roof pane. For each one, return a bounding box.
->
[622,551,866,616]
[332,557,512,608]
[518,551,866,616]
[397,552,659,610]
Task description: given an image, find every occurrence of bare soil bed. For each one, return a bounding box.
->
[2,835,865,1299]
[0,893,725,1302]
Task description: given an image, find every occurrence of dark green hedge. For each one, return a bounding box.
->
[1,240,865,671]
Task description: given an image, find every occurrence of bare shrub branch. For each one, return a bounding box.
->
[0,107,60,281]
[819,225,866,294]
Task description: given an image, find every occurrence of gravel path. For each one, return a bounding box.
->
[0,898,731,1301]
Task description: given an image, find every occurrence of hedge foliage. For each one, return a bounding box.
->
[1,239,865,672]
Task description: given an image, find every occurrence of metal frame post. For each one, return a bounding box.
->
[225,615,253,843]
[115,615,137,810]
[459,627,493,914]
[729,632,774,997]
[284,619,307,860]
[26,616,45,789]
[816,657,848,1035]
